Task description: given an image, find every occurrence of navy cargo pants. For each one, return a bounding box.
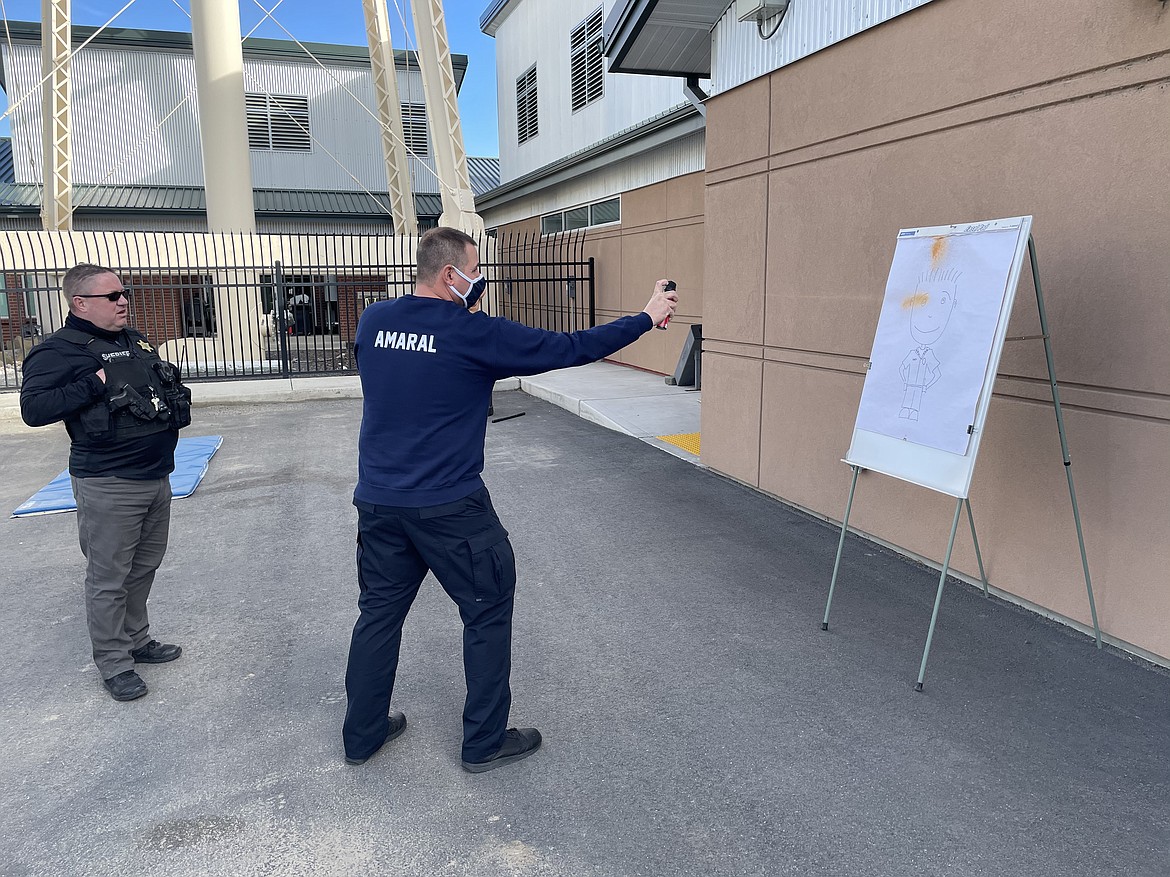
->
[343,486,518,764]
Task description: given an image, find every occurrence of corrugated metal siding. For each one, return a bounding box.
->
[241,57,428,191]
[0,216,43,230]
[493,0,686,186]
[256,217,392,234]
[71,214,210,232]
[6,43,205,186]
[710,0,936,96]
[481,128,704,229]
[68,215,393,233]
[2,43,433,193]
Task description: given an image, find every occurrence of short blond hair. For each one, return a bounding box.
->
[416,227,476,283]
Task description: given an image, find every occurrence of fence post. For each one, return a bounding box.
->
[587,256,596,328]
[275,260,291,378]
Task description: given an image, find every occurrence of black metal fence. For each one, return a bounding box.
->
[0,229,594,390]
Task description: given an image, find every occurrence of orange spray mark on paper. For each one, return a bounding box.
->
[930,236,948,269]
[902,291,930,310]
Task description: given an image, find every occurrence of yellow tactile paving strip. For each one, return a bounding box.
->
[657,432,701,455]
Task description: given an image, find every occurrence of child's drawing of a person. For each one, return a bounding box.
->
[898,269,959,421]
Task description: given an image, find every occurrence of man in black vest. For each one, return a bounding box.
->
[20,263,192,702]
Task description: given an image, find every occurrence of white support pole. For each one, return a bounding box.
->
[410,0,483,235]
[362,0,418,236]
[40,0,72,231]
[190,0,256,233]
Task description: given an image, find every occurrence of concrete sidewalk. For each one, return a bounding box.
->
[0,392,1166,877]
[518,362,701,461]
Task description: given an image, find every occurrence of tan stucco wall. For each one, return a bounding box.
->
[702,0,1170,661]
[492,172,706,375]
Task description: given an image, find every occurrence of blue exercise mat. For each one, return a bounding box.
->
[11,435,223,518]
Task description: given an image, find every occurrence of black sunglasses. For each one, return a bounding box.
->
[74,288,131,302]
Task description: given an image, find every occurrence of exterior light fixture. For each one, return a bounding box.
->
[736,0,792,39]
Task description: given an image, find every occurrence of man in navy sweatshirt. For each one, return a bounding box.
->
[344,226,678,772]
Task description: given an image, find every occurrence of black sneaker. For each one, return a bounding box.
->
[131,640,182,664]
[461,728,543,773]
[103,670,148,702]
[345,711,407,765]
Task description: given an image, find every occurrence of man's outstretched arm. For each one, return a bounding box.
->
[486,280,679,380]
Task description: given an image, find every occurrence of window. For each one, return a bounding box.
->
[590,198,620,225]
[401,103,428,155]
[246,93,311,151]
[20,275,46,317]
[181,285,217,338]
[0,274,7,319]
[542,197,620,234]
[564,206,589,230]
[20,274,56,337]
[516,65,538,145]
[570,7,604,112]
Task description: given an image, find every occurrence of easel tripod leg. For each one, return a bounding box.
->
[964,499,989,596]
[1029,236,1102,649]
[822,466,861,631]
[1063,465,1101,648]
[916,499,964,692]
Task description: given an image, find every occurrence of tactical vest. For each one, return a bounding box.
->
[54,327,192,443]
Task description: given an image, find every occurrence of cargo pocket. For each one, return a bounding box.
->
[466,528,517,603]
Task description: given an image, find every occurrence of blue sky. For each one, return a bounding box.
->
[0,0,500,156]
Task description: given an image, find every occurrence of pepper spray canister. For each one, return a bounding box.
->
[656,280,676,330]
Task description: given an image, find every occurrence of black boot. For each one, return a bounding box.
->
[462,728,543,773]
[103,670,148,702]
[131,640,182,664]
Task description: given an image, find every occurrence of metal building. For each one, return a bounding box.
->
[0,21,500,232]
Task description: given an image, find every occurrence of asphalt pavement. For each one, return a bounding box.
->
[0,391,1166,877]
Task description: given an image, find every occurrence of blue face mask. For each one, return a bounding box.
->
[449,265,488,309]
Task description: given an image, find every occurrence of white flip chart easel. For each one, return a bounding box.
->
[821,216,1100,689]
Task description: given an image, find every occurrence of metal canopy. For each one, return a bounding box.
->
[602,0,724,78]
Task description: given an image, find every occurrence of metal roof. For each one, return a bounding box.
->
[603,0,724,78]
[0,21,468,91]
[466,156,501,195]
[0,159,501,218]
[414,194,443,216]
[0,138,14,185]
[0,185,394,218]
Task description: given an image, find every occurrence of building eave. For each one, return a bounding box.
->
[603,0,727,79]
[479,0,520,37]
